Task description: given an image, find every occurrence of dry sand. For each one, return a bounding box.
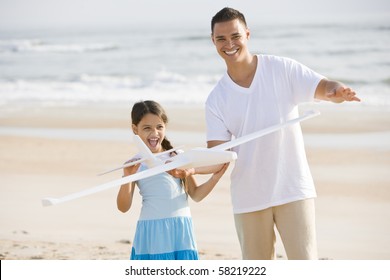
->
[0,103,389,260]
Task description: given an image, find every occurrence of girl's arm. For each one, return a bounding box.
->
[116,160,140,213]
[117,182,136,213]
[186,163,229,202]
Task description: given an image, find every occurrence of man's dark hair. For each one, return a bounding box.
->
[211,7,247,33]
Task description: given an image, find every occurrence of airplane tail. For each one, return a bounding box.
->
[133,135,162,167]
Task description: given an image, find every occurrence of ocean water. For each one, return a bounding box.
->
[0,17,389,108]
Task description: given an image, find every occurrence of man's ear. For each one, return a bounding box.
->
[211,33,216,45]
[132,124,138,135]
[246,28,250,40]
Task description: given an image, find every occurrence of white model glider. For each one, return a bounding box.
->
[41,110,320,207]
[97,143,185,176]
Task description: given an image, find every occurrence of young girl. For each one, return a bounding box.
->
[117,100,228,260]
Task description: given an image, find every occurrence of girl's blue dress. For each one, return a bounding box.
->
[130,161,199,260]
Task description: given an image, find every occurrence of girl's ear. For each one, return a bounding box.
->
[132,124,138,135]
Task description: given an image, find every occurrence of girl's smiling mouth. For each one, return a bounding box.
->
[148,137,159,148]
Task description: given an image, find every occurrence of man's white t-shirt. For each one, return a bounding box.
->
[205,54,325,214]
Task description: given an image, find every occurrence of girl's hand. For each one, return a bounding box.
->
[123,158,141,177]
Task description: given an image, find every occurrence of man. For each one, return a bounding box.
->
[204,7,360,260]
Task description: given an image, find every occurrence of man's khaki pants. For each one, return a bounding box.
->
[234,198,318,260]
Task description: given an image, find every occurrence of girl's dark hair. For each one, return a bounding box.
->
[211,7,247,33]
[131,100,174,152]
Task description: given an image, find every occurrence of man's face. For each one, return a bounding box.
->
[211,19,250,63]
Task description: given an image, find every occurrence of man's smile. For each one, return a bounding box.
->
[224,49,239,56]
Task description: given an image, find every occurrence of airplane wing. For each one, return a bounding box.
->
[211,110,320,151]
[97,157,147,176]
[42,156,191,207]
[155,145,185,157]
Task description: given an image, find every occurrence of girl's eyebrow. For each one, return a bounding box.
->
[141,123,164,128]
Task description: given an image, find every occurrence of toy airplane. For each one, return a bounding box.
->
[41,110,320,207]
[96,143,185,176]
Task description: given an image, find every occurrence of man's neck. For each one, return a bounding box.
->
[226,54,257,88]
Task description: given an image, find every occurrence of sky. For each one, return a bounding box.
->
[0,0,389,30]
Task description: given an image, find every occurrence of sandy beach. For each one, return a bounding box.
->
[0,102,389,260]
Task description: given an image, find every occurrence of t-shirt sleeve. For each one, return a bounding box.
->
[205,98,232,142]
[287,58,326,104]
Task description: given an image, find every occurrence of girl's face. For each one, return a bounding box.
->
[132,113,166,153]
